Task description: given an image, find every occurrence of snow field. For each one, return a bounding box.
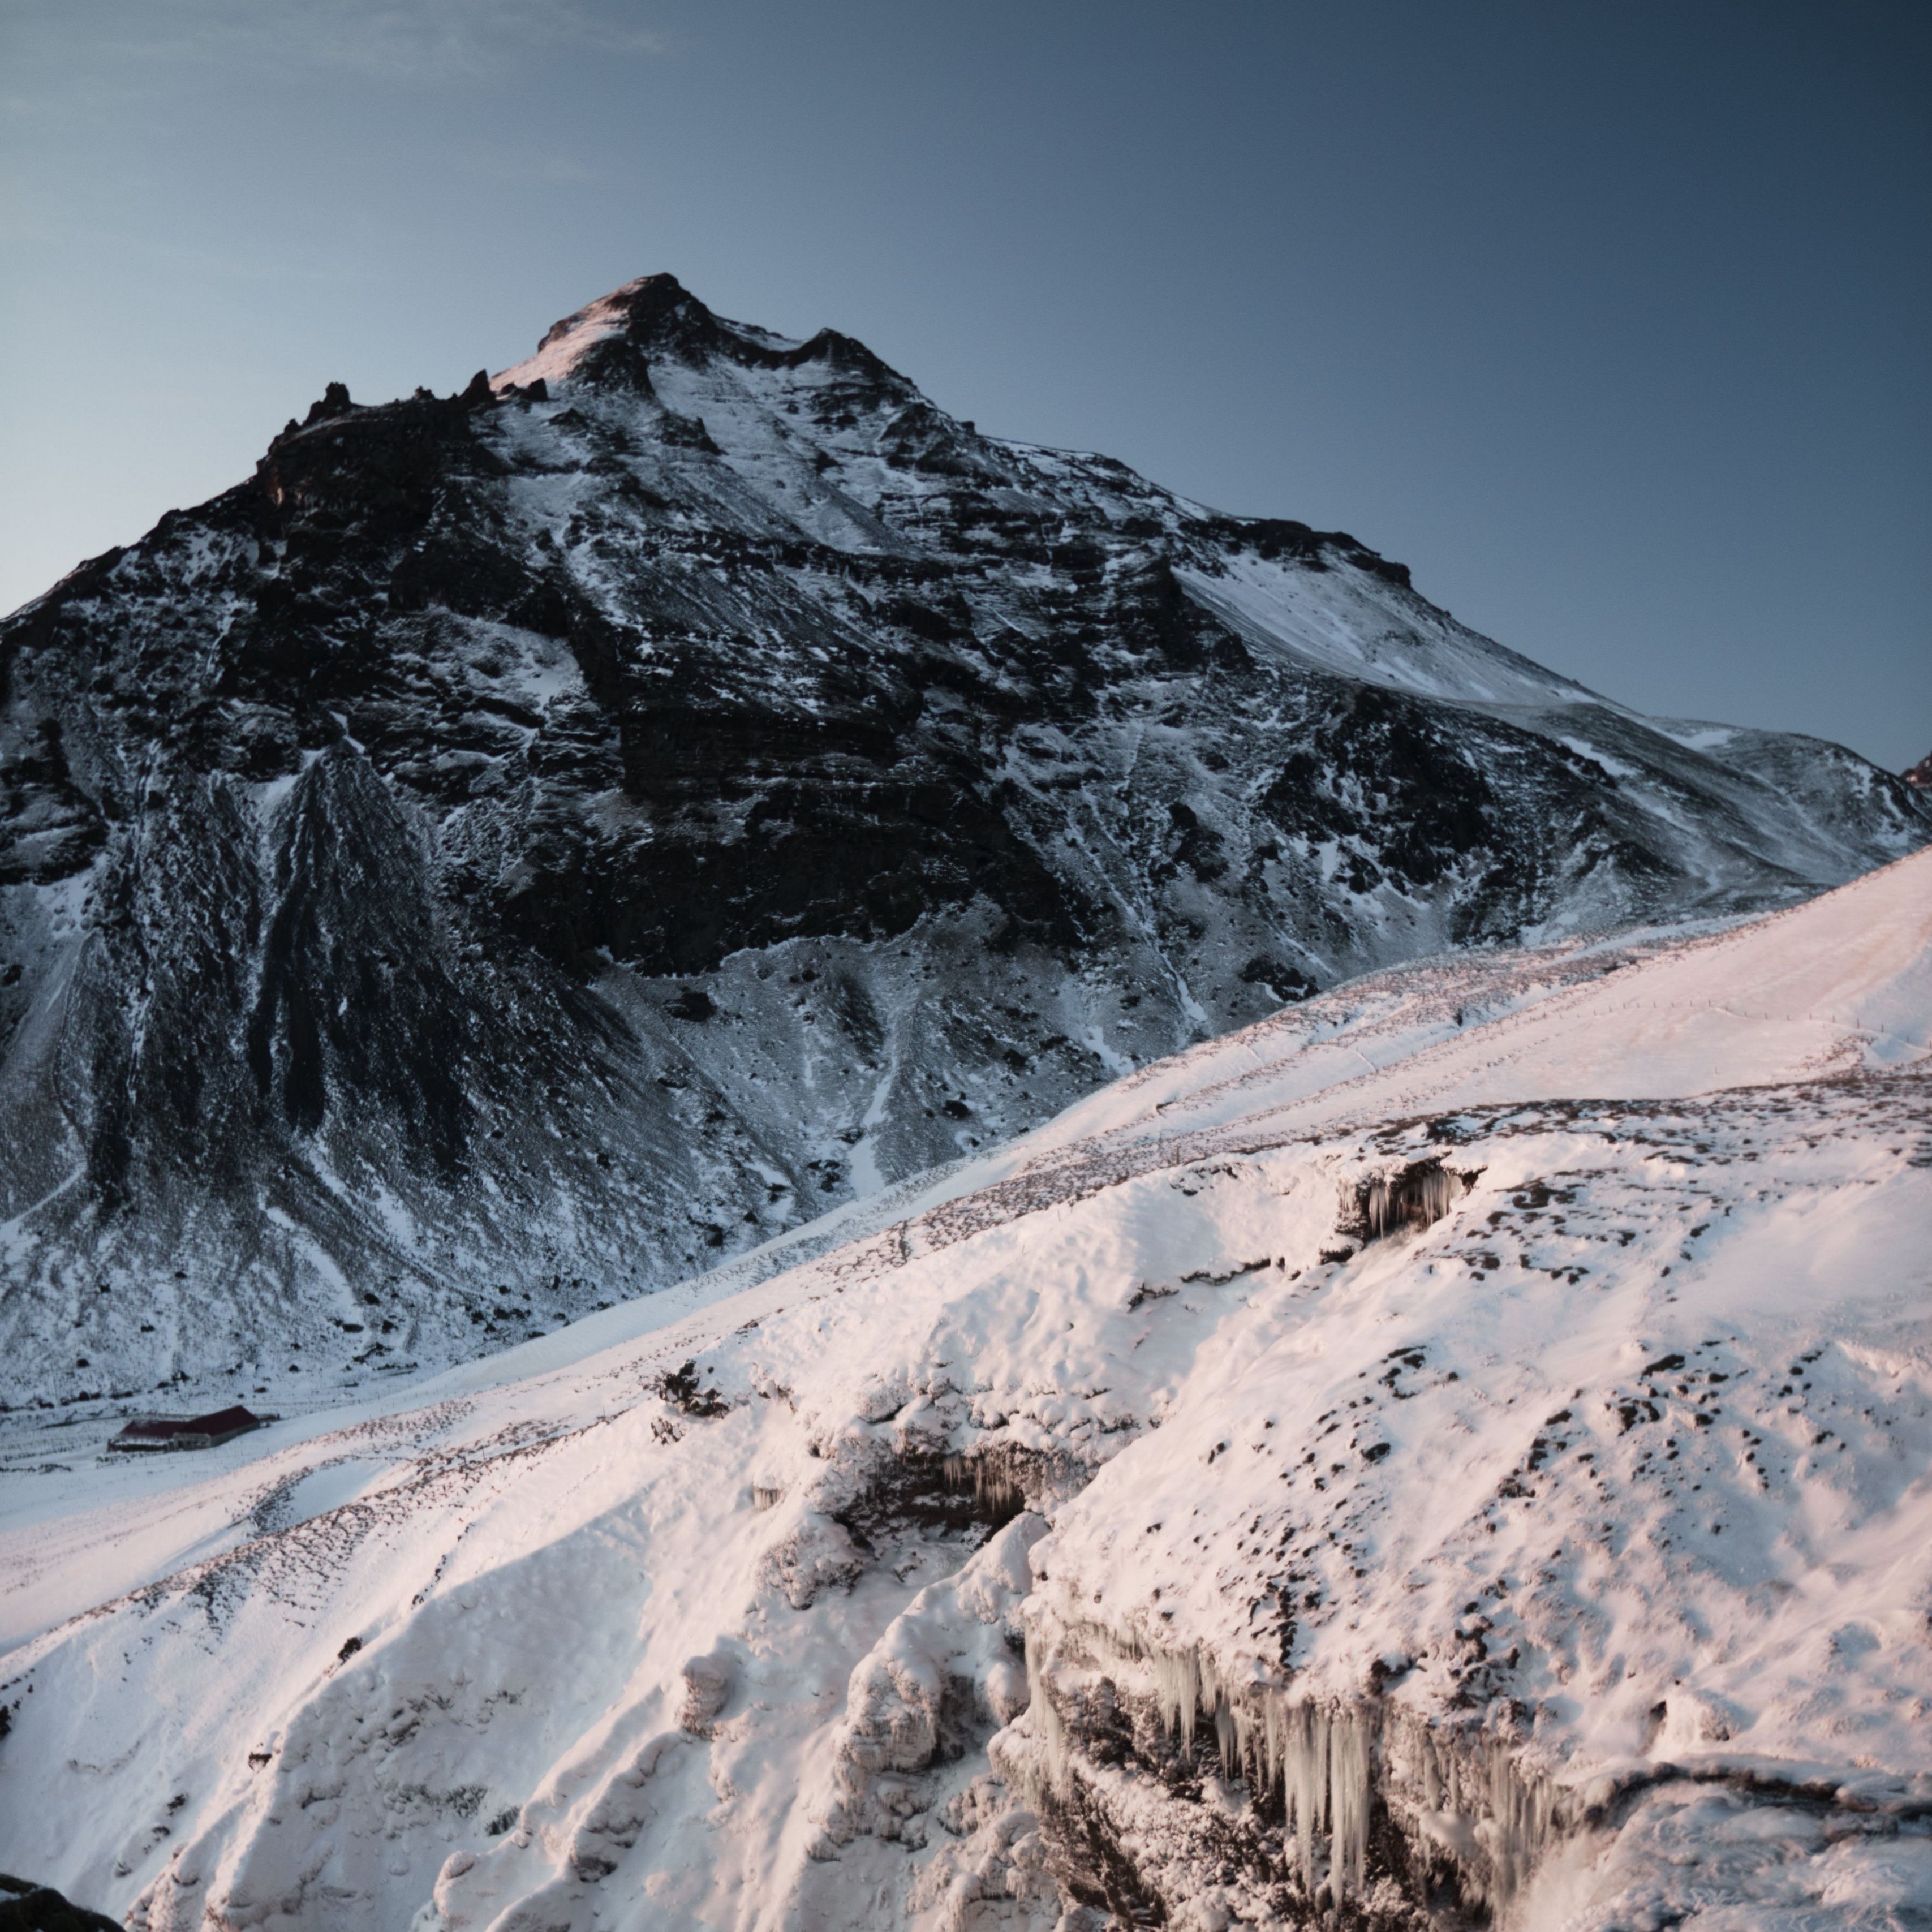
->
[0,850,1926,1927]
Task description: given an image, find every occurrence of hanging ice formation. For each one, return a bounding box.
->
[1020,1620,1560,1909]
[1341,1157,1471,1243]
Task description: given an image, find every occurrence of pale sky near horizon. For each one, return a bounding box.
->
[2,0,1926,769]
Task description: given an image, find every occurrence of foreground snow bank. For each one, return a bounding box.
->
[0,852,1928,1930]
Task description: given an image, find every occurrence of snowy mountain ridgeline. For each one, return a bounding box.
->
[0,272,1925,1416]
[1,849,1927,1929]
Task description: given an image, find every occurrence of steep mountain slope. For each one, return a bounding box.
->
[1,272,1924,1412]
[1,848,1926,1930]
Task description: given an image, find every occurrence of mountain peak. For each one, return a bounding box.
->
[494,272,801,393]
[557,270,710,347]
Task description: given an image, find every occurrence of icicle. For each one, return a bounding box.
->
[1328,1710,1371,1897]
[1485,1741,1558,1902]
[1149,1646,1201,1752]
[1023,1625,1073,1797]
[1214,1692,1238,1775]
[1279,1699,1328,1890]
[1229,1680,1271,1793]
[1261,1686,1287,1798]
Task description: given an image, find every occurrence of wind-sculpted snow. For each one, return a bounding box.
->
[0,849,1927,1927]
[1,273,1925,1416]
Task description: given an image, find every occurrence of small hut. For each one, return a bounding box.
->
[107,1405,275,1452]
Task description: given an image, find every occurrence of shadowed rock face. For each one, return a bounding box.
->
[0,1870,122,1931]
[1,272,1925,1408]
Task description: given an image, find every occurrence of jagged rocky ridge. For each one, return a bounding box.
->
[1,272,1925,1410]
[1,850,1926,1928]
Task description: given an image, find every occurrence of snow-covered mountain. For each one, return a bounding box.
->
[1,846,1927,1929]
[1,272,1925,1415]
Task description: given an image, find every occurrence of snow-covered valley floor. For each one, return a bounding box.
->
[1,850,1929,1930]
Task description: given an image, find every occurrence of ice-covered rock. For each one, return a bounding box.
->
[677,1651,733,1733]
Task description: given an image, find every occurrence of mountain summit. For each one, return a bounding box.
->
[0,275,1924,1409]
[494,270,877,392]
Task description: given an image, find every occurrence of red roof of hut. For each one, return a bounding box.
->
[109,1405,269,1449]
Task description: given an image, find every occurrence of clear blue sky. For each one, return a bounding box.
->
[3,0,1926,768]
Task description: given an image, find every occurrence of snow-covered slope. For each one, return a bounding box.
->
[2,848,1927,1929]
[1,272,1925,1418]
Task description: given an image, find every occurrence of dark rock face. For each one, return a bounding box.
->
[0,1871,122,1932]
[1906,750,1931,791]
[1,272,1924,1407]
